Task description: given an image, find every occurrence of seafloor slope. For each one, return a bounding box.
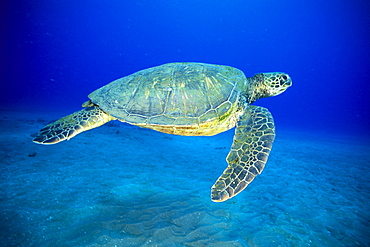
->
[0,110,369,246]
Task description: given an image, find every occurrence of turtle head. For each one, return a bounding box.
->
[247,72,292,103]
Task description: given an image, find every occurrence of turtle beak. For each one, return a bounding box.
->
[281,74,292,88]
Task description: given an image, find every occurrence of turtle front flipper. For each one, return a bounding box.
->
[211,106,275,202]
[33,106,114,145]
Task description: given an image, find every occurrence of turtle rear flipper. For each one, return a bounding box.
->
[33,106,114,145]
[211,106,275,202]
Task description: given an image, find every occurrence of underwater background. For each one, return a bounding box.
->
[1,0,369,246]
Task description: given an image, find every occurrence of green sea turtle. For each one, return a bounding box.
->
[33,62,292,202]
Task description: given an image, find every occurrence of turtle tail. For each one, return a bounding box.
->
[33,106,114,145]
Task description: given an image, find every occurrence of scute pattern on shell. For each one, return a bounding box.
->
[88,63,246,126]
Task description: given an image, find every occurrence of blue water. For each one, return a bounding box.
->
[1,1,370,246]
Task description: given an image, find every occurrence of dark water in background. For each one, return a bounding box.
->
[1,1,370,246]
[1,0,369,136]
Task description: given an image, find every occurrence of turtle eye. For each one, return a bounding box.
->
[280,75,288,86]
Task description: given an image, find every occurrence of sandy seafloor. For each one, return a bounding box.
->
[0,110,369,247]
